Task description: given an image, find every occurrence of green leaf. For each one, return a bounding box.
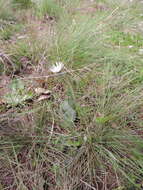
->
[60,100,76,122]
[4,79,33,106]
[66,140,81,147]
[9,79,24,91]
[95,115,113,124]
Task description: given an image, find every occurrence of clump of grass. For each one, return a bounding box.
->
[56,61,143,189]
[7,40,32,73]
[34,0,64,19]
[47,15,105,68]
[2,60,143,189]
[108,31,143,47]
[7,38,47,74]
[0,0,15,21]
[12,0,33,9]
[0,23,22,40]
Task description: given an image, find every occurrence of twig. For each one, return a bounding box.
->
[80,179,97,190]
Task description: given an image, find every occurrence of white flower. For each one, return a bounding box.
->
[128,45,133,48]
[49,62,64,73]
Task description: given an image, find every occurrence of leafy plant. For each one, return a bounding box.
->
[4,79,33,106]
[60,100,76,122]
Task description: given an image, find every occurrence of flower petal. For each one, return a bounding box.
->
[49,62,64,73]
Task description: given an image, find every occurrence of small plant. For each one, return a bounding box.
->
[60,100,76,122]
[4,79,33,106]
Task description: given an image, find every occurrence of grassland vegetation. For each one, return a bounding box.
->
[0,0,143,189]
